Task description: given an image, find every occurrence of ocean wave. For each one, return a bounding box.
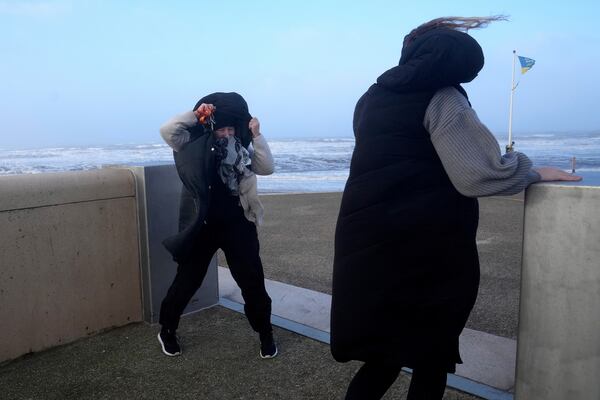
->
[257,170,349,193]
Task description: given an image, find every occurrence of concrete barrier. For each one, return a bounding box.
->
[0,170,142,362]
[516,172,600,400]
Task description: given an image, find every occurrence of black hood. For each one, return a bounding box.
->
[377,28,484,93]
[193,92,252,148]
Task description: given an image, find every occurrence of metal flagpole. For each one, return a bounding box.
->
[507,50,516,153]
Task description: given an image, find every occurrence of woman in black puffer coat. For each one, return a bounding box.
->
[332,16,580,400]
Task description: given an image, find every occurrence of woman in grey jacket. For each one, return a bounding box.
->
[157,92,277,360]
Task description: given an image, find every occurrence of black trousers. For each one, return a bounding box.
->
[345,362,447,400]
[159,215,272,334]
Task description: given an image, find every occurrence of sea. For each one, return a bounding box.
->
[1,132,599,193]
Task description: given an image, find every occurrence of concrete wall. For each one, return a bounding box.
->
[0,170,143,362]
[516,175,600,400]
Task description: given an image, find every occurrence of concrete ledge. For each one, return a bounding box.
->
[0,169,135,212]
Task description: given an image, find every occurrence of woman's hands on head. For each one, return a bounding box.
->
[194,104,261,139]
[249,117,261,138]
[194,103,216,123]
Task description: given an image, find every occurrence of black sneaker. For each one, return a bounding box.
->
[158,328,181,357]
[259,331,278,359]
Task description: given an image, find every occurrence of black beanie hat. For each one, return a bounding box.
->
[193,92,252,147]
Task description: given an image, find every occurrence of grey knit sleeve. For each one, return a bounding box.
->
[159,111,198,152]
[424,87,541,197]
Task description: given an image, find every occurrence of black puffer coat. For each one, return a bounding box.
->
[162,92,252,262]
[331,28,484,372]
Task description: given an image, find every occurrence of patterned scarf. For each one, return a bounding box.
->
[213,135,250,196]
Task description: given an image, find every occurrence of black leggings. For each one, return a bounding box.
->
[345,362,447,400]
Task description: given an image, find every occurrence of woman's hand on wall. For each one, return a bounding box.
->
[534,167,582,182]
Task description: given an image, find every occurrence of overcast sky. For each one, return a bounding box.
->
[1,0,599,149]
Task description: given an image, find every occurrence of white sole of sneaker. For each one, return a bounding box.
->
[260,347,278,359]
[157,333,181,357]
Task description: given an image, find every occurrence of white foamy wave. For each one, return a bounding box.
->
[268,139,354,173]
[257,170,349,193]
[0,143,175,175]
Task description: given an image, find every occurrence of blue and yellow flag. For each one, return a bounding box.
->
[518,56,535,74]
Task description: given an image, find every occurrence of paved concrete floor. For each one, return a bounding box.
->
[0,306,481,400]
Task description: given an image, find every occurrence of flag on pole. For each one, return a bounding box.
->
[518,56,535,74]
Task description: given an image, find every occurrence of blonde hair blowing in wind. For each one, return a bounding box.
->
[403,16,508,47]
